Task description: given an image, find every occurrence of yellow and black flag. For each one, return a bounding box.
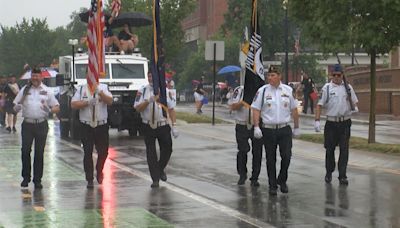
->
[243,0,265,105]
[151,0,167,114]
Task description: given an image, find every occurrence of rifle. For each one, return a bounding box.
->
[335,54,355,111]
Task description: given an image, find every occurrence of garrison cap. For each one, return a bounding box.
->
[333,64,343,73]
[267,65,281,74]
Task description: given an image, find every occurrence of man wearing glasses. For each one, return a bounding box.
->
[314,64,359,186]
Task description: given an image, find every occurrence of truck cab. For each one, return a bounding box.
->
[58,52,148,138]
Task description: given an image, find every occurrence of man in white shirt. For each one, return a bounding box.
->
[71,80,113,188]
[13,67,60,189]
[251,65,300,195]
[314,64,359,186]
[134,71,178,188]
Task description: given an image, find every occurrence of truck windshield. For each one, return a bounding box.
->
[75,64,110,79]
[111,64,145,79]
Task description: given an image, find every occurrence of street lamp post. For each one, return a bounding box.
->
[283,0,289,84]
[68,39,78,83]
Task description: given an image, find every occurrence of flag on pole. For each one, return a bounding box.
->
[111,0,122,17]
[87,0,105,94]
[243,0,264,105]
[151,0,167,115]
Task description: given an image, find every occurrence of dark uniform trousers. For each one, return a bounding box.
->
[324,119,351,179]
[262,125,292,189]
[21,121,49,183]
[235,124,263,180]
[80,123,109,181]
[142,123,173,182]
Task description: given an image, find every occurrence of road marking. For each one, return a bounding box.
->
[58,139,274,228]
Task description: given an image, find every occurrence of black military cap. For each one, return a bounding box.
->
[268,65,281,74]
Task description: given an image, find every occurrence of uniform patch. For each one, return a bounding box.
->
[253,91,259,102]
[39,90,47,95]
[135,92,142,102]
[284,103,288,108]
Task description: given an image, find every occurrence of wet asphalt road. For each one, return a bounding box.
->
[0,113,399,227]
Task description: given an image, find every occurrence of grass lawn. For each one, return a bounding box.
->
[299,134,400,155]
[176,111,229,124]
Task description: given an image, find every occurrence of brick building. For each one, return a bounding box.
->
[346,48,400,116]
[182,0,228,46]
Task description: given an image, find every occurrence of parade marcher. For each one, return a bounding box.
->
[228,85,263,186]
[13,67,60,189]
[251,66,300,195]
[4,74,20,132]
[193,76,206,114]
[134,71,178,188]
[71,80,113,189]
[314,64,359,185]
[301,71,315,114]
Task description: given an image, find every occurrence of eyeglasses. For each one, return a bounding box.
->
[332,73,342,77]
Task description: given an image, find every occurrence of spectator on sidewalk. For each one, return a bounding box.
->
[301,71,315,114]
[4,74,20,132]
[193,76,206,114]
[314,64,359,186]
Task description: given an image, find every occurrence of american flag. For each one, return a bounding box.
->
[86,0,105,94]
[151,0,167,116]
[111,0,121,17]
[243,0,265,105]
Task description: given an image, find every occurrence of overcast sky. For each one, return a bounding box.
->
[0,0,96,29]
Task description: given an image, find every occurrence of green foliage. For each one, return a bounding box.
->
[289,0,400,55]
[223,0,296,59]
[176,111,228,124]
[0,18,59,76]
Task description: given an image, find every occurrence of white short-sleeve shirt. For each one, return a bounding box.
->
[318,81,358,117]
[14,83,59,119]
[228,86,251,122]
[251,83,297,124]
[71,83,112,122]
[134,84,168,122]
[166,88,177,109]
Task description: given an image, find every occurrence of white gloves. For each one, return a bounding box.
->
[88,97,98,106]
[171,126,179,138]
[292,128,300,137]
[351,106,359,114]
[314,120,321,132]
[14,104,22,113]
[253,126,263,139]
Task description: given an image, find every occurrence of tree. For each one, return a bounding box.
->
[0,18,57,76]
[290,0,400,143]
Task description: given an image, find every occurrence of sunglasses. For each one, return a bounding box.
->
[332,73,342,77]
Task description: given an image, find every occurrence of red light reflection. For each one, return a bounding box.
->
[101,147,117,227]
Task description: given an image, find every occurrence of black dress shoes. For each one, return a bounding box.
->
[151,181,159,188]
[339,178,349,186]
[34,182,43,189]
[160,171,167,182]
[269,188,278,196]
[87,180,94,189]
[250,180,260,187]
[20,179,29,188]
[325,173,332,183]
[279,183,289,193]
[237,175,247,185]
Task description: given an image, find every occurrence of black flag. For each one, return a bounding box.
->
[243,0,265,105]
[151,0,167,116]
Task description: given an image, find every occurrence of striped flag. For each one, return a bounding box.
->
[86,0,105,94]
[243,0,264,105]
[111,0,121,17]
[151,0,167,115]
